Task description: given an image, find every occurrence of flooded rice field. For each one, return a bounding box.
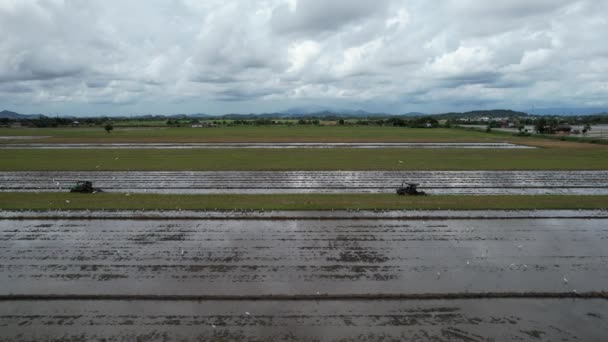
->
[0,142,534,149]
[1,214,608,341]
[2,217,608,295]
[1,299,606,341]
[2,170,608,194]
[3,209,607,220]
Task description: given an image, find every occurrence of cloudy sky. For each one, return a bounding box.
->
[1,0,607,116]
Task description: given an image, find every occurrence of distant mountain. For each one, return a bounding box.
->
[525,108,608,116]
[279,106,395,117]
[433,109,529,119]
[280,105,338,115]
[0,110,43,119]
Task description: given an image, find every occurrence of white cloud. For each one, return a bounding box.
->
[287,40,321,73]
[0,0,607,115]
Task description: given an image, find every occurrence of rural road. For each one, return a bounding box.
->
[2,170,608,194]
[1,212,607,340]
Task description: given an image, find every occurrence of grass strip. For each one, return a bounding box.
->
[2,126,605,147]
[1,193,606,210]
[0,127,509,143]
[1,148,608,171]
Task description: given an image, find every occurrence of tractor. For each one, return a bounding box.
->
[396,182,426,196]
[70,181,103,193]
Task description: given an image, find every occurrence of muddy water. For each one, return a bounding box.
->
[0,142,534,149]
[2,170,608,194]
[1,299,606,341]
[1,218,607,296]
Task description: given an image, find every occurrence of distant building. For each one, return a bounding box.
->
[192,122,218,128]
[555,124,572,134]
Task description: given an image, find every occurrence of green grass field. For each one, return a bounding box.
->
[1,193,606,210]
[1,147,606,171]
[0,126,524,143]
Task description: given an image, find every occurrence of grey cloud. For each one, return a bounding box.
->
[438,72,503,87]
[0,84,33,93]
[452,0,572,18]
[271,0,392,36]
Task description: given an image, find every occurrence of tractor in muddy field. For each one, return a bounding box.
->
[396,182,426,196]
[70,181,103,193]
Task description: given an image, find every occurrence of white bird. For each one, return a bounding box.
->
[436,272,441,279]
[466,260,470,265]
[563,277,569,284]
[245,312,250,315]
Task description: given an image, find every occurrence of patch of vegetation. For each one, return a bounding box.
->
[1,193,607,210]
[1,147,607,171]
[0,126,515,143]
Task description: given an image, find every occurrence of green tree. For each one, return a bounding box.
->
[535,118,547,134]
[104,123,114,133]
[583,123,592,135]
